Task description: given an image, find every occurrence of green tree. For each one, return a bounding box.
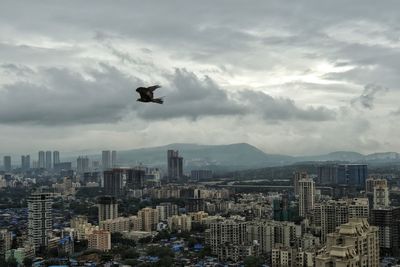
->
[244,256,263,267]
[187,237,197,248]
[146,246,174,258]
[198,246,213,258]
[155,256,173,267]
[154,230,171,241]
[121,248,139,259]
[100,253,113,262]
[23,257,33,267]
[6,256,18,267]
[124,258,139,266]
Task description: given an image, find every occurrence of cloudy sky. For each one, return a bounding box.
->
[1,0,400,156]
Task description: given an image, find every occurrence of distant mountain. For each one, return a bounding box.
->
[115,143,294,170]
[56,143,400,172]
[297,151,364,162]
[364,152,399,161]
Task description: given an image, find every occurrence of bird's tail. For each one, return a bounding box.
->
[152,98,164,104]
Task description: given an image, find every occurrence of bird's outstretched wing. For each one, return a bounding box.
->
[147,85,161,92]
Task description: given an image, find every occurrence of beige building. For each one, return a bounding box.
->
[87,230,111,251]
[366,177,387,194]
[168,214,192,232]
[100,216,139,233]
[247,220,301,254]
[206,219,248,261]
[97,196,118,222]
[299,178,315,218]
[138,207,159,232]
[189,211,209,223]
[315,218,379,267]
[271,244,319,267]
[348,198,369,219]
[70,216,97,240]
[293,171,307,196]
[313,198,369,243]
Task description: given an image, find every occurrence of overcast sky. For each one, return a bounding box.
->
[1,0,400,156]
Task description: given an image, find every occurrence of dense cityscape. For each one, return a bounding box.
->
[0,148,399,267]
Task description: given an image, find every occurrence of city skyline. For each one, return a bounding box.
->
[0,1,399,155]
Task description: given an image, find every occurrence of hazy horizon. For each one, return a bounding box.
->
[2,142,400,163]
[1,1,400,155]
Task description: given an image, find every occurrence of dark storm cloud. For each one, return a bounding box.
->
[1,63,34,76]
[136,69,336,121]
[0,65,335,125]
[0,64,139,125]
[238,90,336,121]
[135,69,246,120]
[351,84,388,109]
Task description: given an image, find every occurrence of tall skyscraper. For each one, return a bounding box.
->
[167,150,183,181]
[206,219,248,261]
[3,156,11,172]
[102,150,111,170]
[53,151,60,166]
[77,156,90,174]
[45,151,52,170]
[373,182,390,208]
[28,192,53,249]
[315,218,379,267]
[293,171,307,195]
[317,165,337,184]
[299,177,315,218]
[111,150,117,168]
[371,207,400,256]
[138,207,160,232]
[97,196,118,222]
[38,151,45,169]
[156,202,179,221]
[313,198,369,243]
[126,168,145,189]
[103,169,123,196]
[21,155,31,171]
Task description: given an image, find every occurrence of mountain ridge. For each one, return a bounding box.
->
[87,143,400,170]
[7,143,398,170]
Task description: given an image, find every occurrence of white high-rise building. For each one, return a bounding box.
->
[373,183,390,208]
[28,192,53,249]
[293,171,307,196]
[299,178,315,218]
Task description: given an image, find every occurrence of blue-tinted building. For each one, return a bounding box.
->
[337,164,368,187]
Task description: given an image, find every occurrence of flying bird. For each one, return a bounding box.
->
[136,85,164,104]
